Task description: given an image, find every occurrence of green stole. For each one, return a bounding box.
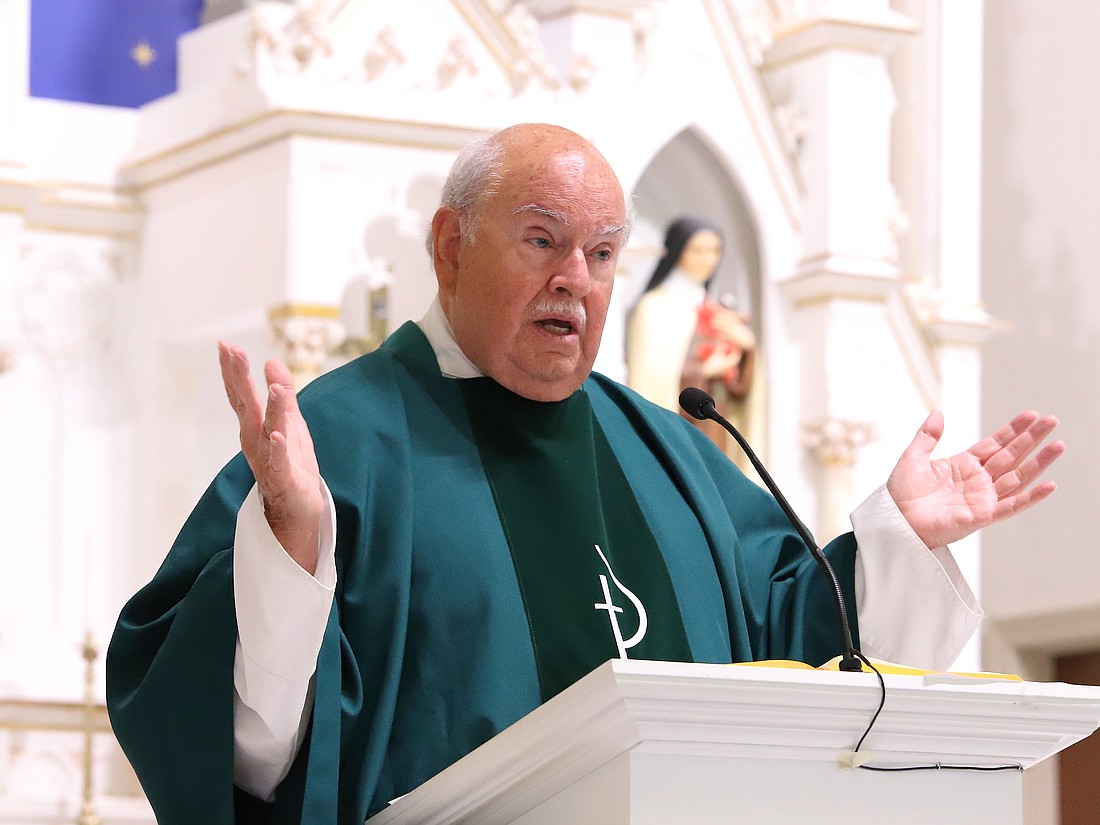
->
[461,378,693,701]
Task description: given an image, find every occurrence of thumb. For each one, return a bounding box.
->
[901,409,945,462]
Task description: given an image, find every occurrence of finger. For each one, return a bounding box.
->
[968,410,1040,463]
[262,378,290,454]
[256,388,294,497]
[218,341,264,431]
[261,358,294,431]
[286,389,318,458]
[263,357,295,392]
[992,438,1066,497]
[982,414,1060,478]
[266,424,291,476]
[217,341,246,413]
[263,358,316,456]
[990,479,1058,523]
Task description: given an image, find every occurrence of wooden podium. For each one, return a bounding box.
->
[367,660,1100,825]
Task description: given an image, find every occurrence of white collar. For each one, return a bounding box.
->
[416,296,484,379]
[661,268,708,302]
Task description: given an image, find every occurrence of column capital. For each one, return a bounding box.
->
[268,303,346,386]
[801,417,875,467]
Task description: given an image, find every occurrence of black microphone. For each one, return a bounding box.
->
[679,386,863,673]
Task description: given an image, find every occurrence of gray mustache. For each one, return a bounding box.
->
[530,298,586,329]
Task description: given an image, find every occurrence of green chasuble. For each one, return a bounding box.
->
[107,322,859,825]
[461,378,693,701]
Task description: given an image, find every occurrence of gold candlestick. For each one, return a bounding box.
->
[77,631,101,825]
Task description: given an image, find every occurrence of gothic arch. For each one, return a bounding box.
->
[622,125,763,328]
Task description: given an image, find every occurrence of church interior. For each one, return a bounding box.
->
[1,0,1097,821]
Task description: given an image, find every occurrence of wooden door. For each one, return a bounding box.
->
[1056,651,1100,823]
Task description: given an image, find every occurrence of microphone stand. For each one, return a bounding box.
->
[680,388,864,673]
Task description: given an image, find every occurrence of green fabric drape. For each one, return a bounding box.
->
[462,378,692,701]
[107,321,859,824]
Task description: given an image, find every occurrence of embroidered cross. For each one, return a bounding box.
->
[592,544,648,659]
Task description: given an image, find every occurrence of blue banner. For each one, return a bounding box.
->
[30,0,204,108]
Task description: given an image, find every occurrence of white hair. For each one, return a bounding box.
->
[425,132,505,258]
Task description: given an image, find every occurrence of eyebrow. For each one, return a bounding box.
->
[514,204,569,224]
[599,223,631,237]
[513,203,629,237]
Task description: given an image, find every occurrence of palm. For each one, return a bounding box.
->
[887,410,1064,549]
[218,342,324,572]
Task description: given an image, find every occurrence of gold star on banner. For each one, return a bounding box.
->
[131,41,157,68]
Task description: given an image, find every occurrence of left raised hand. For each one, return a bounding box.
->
[887,410,1065,548]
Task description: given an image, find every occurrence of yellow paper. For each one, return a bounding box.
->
[730,656,1022,681]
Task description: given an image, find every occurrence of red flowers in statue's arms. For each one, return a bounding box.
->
[693,301,746,385]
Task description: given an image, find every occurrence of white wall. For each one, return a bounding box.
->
[981,4,1100,823]
[981,0,1100,665]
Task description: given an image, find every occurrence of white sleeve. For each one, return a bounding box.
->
[231,482,337,801]
[850,485,984,671]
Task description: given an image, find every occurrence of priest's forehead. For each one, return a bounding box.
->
[511,202,630,239]
[485,133,627,234]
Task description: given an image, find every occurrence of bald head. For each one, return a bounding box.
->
[430,123,632,400]
[495,122,608,161]
[433,123,631,251]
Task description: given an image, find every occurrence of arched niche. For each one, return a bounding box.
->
[599,125,767,467]
[620,126,762,324]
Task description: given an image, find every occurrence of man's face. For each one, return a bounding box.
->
[434,136,628,402]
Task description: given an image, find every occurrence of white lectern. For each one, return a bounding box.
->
[367,660,1100,825]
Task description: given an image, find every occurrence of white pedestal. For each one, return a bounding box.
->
[368,660,1100,825]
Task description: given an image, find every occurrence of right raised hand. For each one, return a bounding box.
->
[218,342,324,574]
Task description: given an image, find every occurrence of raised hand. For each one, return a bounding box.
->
[887,410,1065,549]
[218,342,324,573]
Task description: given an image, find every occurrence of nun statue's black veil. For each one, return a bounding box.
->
[638,215,724,298]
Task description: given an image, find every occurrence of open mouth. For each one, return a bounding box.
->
[537,318,577,335]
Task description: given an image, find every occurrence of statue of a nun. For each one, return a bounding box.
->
[626,216,758,454]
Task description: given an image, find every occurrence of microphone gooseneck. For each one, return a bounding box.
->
[678,386,863,673]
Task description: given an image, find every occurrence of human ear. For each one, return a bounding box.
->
[432,207,463,297]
